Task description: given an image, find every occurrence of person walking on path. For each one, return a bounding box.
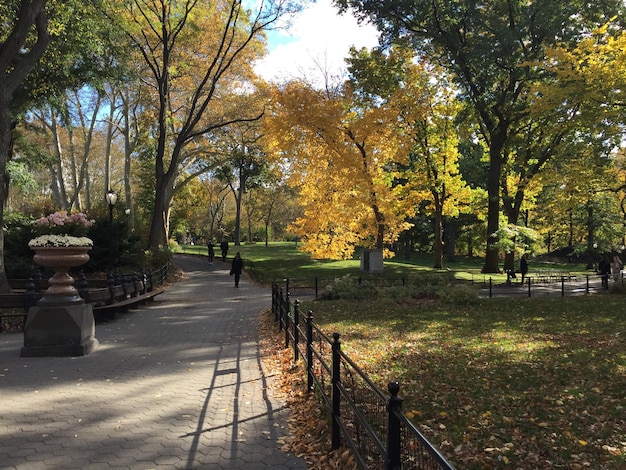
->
[207,239,215,263]
[520,253,529,284]
[231,251,243,287]
[220,239,229,262]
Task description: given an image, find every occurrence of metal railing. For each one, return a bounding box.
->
[485,272,622,298]
[271,283,456,470]
[0,263,171,332]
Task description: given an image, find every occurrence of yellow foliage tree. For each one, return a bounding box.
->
[264,81,413,259]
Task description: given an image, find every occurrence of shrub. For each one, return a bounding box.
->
[319,274,376,301]
[317,271,478,305]
[439,283,480,305]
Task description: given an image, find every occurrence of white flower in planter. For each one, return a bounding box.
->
[29,235,94,248]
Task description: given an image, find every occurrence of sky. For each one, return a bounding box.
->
[254,0,380,85]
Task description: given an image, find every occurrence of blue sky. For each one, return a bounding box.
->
[254,0,379,85]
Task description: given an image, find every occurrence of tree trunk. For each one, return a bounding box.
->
[0,0,50,292]
[148,175,171,249]
[482,137,506,273]
[445,217,457,262]
[0,99,13,293]
[433,205,443,269]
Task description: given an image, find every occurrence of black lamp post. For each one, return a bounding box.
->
[105,189,117,226]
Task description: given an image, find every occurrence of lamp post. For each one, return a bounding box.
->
[105,189,117,226]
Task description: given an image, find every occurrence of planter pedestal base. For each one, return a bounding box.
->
[21,302,98,357]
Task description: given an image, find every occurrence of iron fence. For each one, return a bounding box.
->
[271,283,456,470]
[484,272,622,297]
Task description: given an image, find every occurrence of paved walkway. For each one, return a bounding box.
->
[0,255,309,470]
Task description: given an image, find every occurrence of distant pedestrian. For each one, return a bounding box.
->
[599,254,611,289]
[230,252,243,287]
[520,254,528,284]
[612,254,623,281]
[220,240,229,262]
[207,240,215,263]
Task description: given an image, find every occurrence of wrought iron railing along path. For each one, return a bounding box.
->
[271,283,456,470]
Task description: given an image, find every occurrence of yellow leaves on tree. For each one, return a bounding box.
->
[537,21,626,122]
[264,81,413,259]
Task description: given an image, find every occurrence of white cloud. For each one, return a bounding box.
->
[255,0,379,85]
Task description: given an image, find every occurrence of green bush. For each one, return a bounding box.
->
[438,283,480,305]
[319,274,376,300]
[317,271,478,305]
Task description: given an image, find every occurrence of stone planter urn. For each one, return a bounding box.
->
[32,245,91,303]
[21,235,98,357]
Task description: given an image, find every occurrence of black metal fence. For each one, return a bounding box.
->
[0,263,170,332]
[271,283,456,470]
[484,272,623,298]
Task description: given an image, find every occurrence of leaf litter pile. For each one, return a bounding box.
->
[260,296,625,469]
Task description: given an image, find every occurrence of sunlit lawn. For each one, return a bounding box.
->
[178,242,623,468]
[178,241,590,285]
[297,296,625,469]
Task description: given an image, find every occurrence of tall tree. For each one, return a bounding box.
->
[1,0,126,291]
[348,46,472,268]
[0,1,49,292]
[109,0,296,250]
[335,0,626,272]
[214,122,267,247]
[264,80,414,259]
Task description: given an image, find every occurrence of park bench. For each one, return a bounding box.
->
[92,286,165,322]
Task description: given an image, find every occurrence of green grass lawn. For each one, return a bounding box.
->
[298,296,625,469]
[178,241,591,285]
[178,242,624,468]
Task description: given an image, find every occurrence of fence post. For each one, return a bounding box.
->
[271,282,274,313]
[23,277,37,312]
[527,277,531,297]
[561,276,565,297]
[489,278,492,298]
[285,278,290,297]
[278,288,284,331]
[387,381,402,470]
[293,300,300,363]
[284,297,291,348]
[586,275,590,294]
[331,332,342,450]
[77,270,90,303]
[33,270,42,293]
[107,271,116,305]
[306,310,314,392]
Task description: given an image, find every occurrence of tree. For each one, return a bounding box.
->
[109,0,296,250]
[214,122,268,246]
[264,80,414,259]
[1,0,127,291]
[335,0,626,272]
[26,89,110,211]
[0,1,50,292]
[348,46,472,268]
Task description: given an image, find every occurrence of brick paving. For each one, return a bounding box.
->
[0,254,308,470]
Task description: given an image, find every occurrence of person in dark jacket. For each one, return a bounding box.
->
[207,240,215,263]
[520,254,529,284]
[220,240,229,262]
[230,252,243,287]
